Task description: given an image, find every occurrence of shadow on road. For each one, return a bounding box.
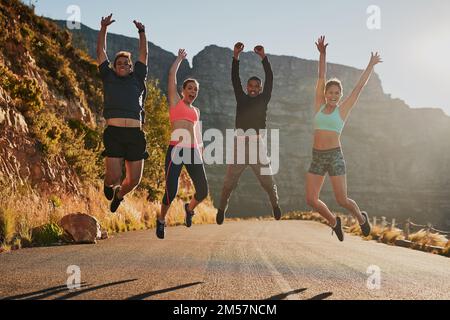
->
[308,292,333,300]
[2,283,88,300]
[1,279,138,300]
[55,279,138,300]
[265,288,307,300]
[265,289,333,300]
[126,282,204,300]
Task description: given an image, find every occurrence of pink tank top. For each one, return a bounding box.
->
[169,100,201,148]
[169,100,199,123]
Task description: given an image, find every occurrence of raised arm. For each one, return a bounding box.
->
[315,36,328,112]
[255,45,273,101]
[133,20,148,65]
[168,49,187,107]
[232,42,245,101]
[340,52,382,120]
[97,14,115,65]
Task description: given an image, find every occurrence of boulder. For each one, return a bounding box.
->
[101,229,109,240]
[59,213,101,244]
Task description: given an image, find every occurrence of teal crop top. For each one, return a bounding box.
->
[314,105,345,134]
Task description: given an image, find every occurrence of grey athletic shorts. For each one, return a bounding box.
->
[308,147,346,177]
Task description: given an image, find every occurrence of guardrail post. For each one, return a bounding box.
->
[426,223,432,237]
[381,216,387,229]
[404,219,410,240]
[390,218,396,231]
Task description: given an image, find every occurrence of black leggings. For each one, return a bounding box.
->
[162,145,208,206]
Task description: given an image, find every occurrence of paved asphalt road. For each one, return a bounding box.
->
[0,220,449,300]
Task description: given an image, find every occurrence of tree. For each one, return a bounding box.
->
[141,80,171,201]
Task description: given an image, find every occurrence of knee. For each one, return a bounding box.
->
[195,185,209,202]
[223,179,237,193]
[261,179,276,191]
[105,171,122,184]
[306,196,319,208]
[126,176,141,189]
[336,197,349,207]
[132,176,142,187]
[223,178,237,189]
[162,192,175,206]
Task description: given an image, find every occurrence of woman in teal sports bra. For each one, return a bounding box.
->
[305,36,382,241]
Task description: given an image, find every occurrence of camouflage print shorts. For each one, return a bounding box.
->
[308,147,346,177]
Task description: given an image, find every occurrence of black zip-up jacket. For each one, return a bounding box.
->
[231,56,273,133]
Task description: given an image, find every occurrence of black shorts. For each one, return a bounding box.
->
[102,126,149,161]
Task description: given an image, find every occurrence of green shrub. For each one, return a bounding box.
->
[0,207,16,244]
[68,119,102,150]
[49,195,62,208]
[16,217,33,248]
[32,223,64,246]
[141,81,171,200]
[0,65,43,114]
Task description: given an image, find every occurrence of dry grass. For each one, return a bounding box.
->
[283,211,449,257]
[0,180,217,252]
[380,228,405,244]
[283,211,329,225]
[0,207,16,245]
[408,229,448,247]
[369,225,383,240]
[347,223,362,236]
[444,241,450,256]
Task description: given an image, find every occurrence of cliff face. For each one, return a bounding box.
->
[0,77,81,194]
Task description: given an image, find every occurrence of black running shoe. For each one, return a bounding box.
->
[332,216,344,242]
[273,206,282,221]
[216,208,225,225]
[110,187,123,213]
[184,203,195,228]
[104,184,114,201]
[360,211,371,237]
[156,219,165,239]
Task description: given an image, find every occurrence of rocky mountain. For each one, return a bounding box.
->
[59,22,450,228]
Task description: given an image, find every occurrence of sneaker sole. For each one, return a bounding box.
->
[361,211,371,237]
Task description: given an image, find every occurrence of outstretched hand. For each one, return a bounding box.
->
[133,20,145,32]
[315,36,328,54]
[369,52,382,66]
[254,45,266,59]
[234,42,244,58]
[177,49,188,61]
[101,14,115,28]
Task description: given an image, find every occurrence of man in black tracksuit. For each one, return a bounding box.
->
[216,42,282,225]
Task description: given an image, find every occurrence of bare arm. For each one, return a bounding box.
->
[340,52,382,120]
[96,14,115,65]
[315,36,328,112]
[168,49,187,107]
[133,20,148,65]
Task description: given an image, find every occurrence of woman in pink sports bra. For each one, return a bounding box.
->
[156,49,209,239]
